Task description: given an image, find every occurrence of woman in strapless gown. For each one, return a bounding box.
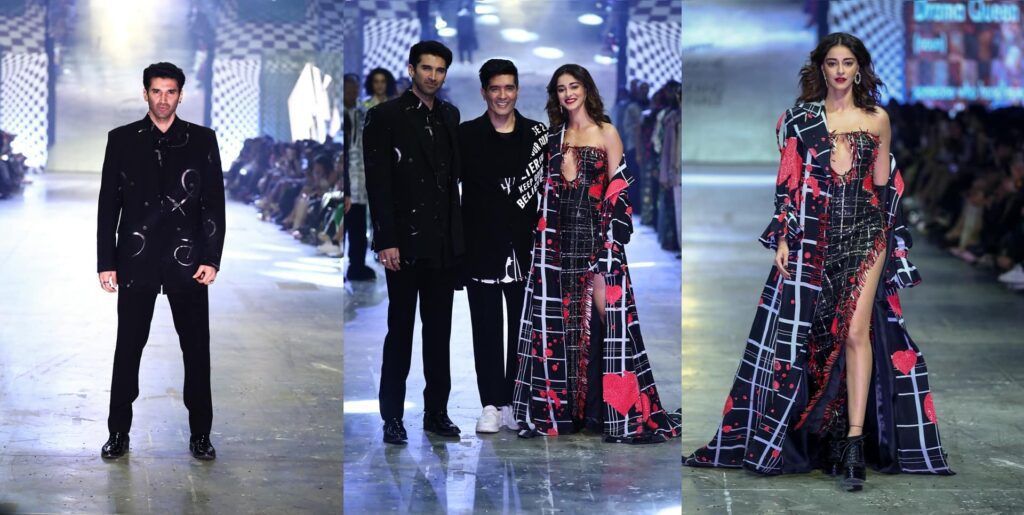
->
[686,33,953,491]
[511,64,680,444]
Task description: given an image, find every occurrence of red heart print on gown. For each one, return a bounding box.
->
[603,372,640,416]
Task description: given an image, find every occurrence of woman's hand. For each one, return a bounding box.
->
[774,240,792,280]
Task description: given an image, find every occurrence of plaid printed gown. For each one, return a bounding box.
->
[686,102,953,474]
[511,124,681,444]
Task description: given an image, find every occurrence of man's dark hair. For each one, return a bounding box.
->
[313,152,334,171]
[343,73,360,85]
[143,62,186,89]
[478,59,518,89]
[409,40,452,68]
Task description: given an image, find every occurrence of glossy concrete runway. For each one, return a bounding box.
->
[343,223,682,513]
[681,166,1024,513]
[0,174,342,513]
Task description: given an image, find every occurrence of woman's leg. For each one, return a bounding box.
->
[592,274,606,322]
[845,245,886,437]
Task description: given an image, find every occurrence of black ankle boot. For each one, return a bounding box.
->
[840,435,866,492]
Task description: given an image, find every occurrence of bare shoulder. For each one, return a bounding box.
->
[600,122,623,146]
[867,106,890,131]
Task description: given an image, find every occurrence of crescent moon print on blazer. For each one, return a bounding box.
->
[96,115,225,294]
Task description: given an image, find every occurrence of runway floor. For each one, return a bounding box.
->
[342,220,683,513]
[681,165,1024,513]
[0,174,343,513]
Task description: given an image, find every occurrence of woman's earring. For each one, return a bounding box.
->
[855,72,862,85]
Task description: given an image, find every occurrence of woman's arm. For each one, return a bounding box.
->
[874,108,892,187]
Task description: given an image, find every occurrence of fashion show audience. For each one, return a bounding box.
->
[0,131,29,200]
[888,102,1024,291]
[224,137,345,256]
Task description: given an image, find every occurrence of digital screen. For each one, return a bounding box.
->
[905,0,1024,108]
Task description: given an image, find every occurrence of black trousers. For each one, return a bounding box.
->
[345,203,370,269]
[466,280,525,408]
[107,288,212,435]
[378,262,454,420]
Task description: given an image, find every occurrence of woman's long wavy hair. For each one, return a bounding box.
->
[545,64,611,128]
[798,32,883,112]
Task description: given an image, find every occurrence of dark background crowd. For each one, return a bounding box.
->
[0,131,30,200]
[889,102,1024,290]
[224,137,346,256]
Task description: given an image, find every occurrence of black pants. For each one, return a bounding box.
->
[345,203,370,269]
[107,288,212,435]
[466,280,525,408]
[378,262,454,420]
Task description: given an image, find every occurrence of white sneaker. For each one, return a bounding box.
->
[476,405,501,433]
[500,405,518,431]
[998,264,1024,283]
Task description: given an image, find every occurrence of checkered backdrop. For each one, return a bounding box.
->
[829,0,905,103]
[0,0,45,54]
[350,0,417,19]
[211,58,261,167]
[628,0,681,90]
[0,0,48,168]
[1,53,48,168]
[211,0,347,159]
[363,18,420,80]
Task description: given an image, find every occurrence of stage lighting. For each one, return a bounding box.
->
[594,54,616,65]
[478,14,500,25]
[475,5,497,15]
[438,27,457,37]
[533,47,564,59]
[578,13,603,26]
[501,28,539,43]
[435,15,447,29]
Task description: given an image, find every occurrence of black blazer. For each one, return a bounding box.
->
[362,91,464,262]
[459,111,547,279]
[96,115,226,294]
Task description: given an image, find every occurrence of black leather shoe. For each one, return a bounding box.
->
[346,266,377,281]
[189,434,217,461]
[383,418,408,445]
[101,432,129,459]
[423,411,461,438]
[840,435,866,492]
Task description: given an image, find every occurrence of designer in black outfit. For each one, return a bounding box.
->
[96,62,225,460]
[459,59,547,433]
[363,41,464,444]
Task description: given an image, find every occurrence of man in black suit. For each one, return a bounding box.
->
[96,62,225,460]
[363,41,464,444]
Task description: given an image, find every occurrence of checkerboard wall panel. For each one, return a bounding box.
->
[630,0,680,23]
[352,0,417,19]
[1,52,48,168]
[211,58,261,165]
[363,18,420,80]
[0,0,45,54]
[829,0,905,103]
[627,21,681,91]
[216,0,317,60]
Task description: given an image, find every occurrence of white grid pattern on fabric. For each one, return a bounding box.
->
[627,21,682,90]
[363,18,420,79]
[0,53,48,168]
[211,58,261,166]
[829,0,905,103]
[629,0,681,23]
[0,0,45,54]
